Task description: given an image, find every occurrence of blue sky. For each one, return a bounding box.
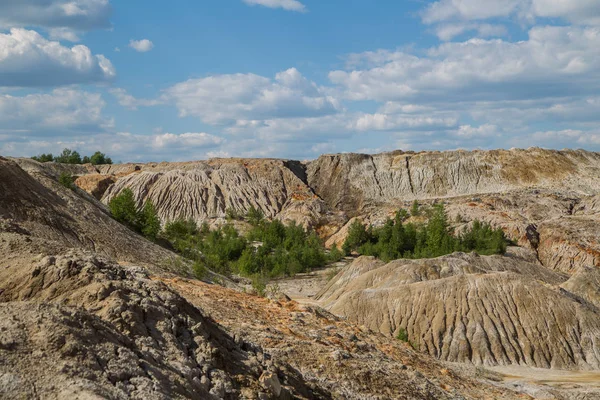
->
[1,0,600,162]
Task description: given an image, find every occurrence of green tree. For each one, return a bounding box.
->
[90,151,112,165]
[342,220,372,254]
[109,189,139,230]
[58,172,75,190]
[54,148,82,164]
[32,153,54,163]
[246,206,265,226]
[410,200,420,217]
[141,201,161,240]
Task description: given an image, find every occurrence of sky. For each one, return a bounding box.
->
[1,0,600,162]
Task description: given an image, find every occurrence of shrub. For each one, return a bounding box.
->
[410,200,420,216]
[141,201,161,240]
[246,206,265,226]
[251,274,267,297]
[54,148,82,164]
[347,204,507,262]
[108,189,139,229]
[89,151,113,165]
[58,172,75,190]
[328,244,344,263]
[342,219,372,254]
[32,153,54,163]
[396,328,409,342]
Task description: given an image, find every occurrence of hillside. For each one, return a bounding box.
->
[2,148,600,399]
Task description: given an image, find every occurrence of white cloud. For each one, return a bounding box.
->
[129,39,154,53]
[242,0,306,12]
[47,27,81,42]
[330,26,600,103]
[0,28,115,87]
[454,124,499,138]
[152,132,223,149]
[0,0,112,32]
[109,88,163,110]
[434,23,507,41]
[421,0,600,26]
[353,113,457,131]
[0,89,111,134]
[164,68,339,124]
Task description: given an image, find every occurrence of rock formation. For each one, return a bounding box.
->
[316,253,600,370]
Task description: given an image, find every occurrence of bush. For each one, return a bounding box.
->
[410,200,420,217]
[32,153,54,163]
[246,206,265,226]
[34,148,113,165]
[396,328,409,342]
[345,205,507,262]
[54,148,82,164]
[328,244,344,263]
[109,189,139,229]
[89,151,113,165]
[342,220,372,254]
[141,201,161,240]
[58,172,75,190]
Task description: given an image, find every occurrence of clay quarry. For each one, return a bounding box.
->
[2,148,600,399]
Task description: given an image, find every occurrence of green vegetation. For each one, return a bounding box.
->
[160,207,343,281]
[396,328,409,342]
[343,204,506,262]
[58,172,75,190]
[32,148,112,165]
[108,189,161,241]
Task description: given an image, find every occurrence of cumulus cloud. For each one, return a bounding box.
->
[109,88,163,109]
[129,39,154,52]
[421,0,600,26]
[242,0,306,12]
[151,132,223,149]
[0,28,115,87]
[0,0,112,39]
[434,23,507,41]
[330,26,600,103]
[0,89,112,134]
[164,68,339,124]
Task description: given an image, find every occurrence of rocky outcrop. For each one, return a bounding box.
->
[316,253,600,370]
[0,156,172,269]
[0,251,326,399]
[74,174,116,199]
[307,148,600,215]
[537,218,600,274]
[101,158,345,233]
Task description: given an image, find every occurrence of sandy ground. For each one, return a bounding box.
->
[269,259,350,303]
[492,365,600,388]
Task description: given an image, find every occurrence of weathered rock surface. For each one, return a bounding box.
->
[101,158,345,233]
[307,148,600,215]
[74,174,116,199]
[316,253,600,370]
[1,153,532,399]
[1,156,172,269]
[0,251,327,400]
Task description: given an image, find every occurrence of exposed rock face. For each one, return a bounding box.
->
[316,253,600,370]
[0,251,327,400]
[74,174,116,199]
[1,157,172,269]
[0,155,530,399]
[101,159,344,233]
[307,148,600,215]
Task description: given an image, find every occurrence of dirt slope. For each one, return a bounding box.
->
[316,254,600,370]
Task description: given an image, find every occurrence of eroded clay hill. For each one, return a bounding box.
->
[316,253,600,370]
[307,148,600,214]
[0,155,533,398]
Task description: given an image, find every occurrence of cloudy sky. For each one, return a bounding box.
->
[1,0,599,161]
